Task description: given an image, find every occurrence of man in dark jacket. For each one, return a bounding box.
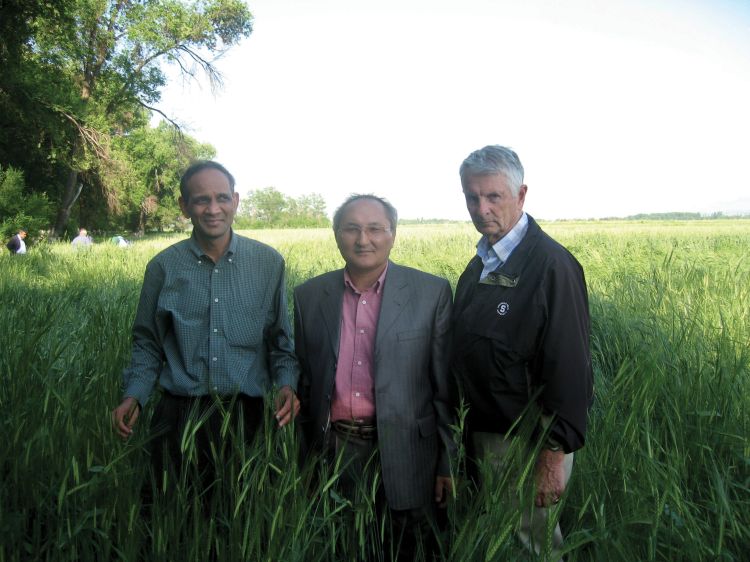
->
[452,145,593,560]
[6,228,27,254]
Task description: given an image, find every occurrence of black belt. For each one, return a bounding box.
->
[332,420,377,440]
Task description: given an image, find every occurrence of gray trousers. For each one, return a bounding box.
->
[471,431,574,561]
[328,430,439,561]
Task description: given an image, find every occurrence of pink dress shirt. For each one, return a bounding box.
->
[330,265,388,423]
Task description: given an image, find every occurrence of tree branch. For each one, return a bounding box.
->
[136,101,183,136]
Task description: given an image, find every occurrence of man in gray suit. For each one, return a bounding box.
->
[294,194,455,559]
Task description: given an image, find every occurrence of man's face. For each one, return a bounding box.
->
[335,199,395,276]
[462,173,527,244]
[179,168,239,244]
[19,231,27,239]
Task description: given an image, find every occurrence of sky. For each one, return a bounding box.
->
[156,0,750,220]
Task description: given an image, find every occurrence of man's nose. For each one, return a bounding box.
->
[355,229,370,244]
[478,198,491,215]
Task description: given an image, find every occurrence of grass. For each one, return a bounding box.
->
[1,220,748,561]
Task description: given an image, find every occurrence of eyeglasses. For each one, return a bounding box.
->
[337,225,392,238]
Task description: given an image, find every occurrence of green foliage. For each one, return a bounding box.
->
[107,121,215,233]
[237,187,331,229]
[1,221,748,560]
[0,0,252,236]
[623,211,703,220]
[0,165,54,240]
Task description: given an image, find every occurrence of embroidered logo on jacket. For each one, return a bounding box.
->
[496,302,510,316]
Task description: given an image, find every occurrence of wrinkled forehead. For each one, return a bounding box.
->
[461,172,516,195]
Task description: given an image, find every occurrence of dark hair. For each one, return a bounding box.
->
[333,194,398,233]
[179,161,236,202]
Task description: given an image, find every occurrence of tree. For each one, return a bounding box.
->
[297,194,328,221]
[1,0,252,237]
[238,188,331,228]
[0,166,54,242]
[0,1,78,220]
[241,187,288,225]
[110,121,215,233]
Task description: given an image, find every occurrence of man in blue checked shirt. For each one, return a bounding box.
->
[112,160,300,488]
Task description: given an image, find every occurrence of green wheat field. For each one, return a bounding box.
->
[1,220,748,561]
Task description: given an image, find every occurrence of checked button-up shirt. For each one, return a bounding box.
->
[122,231,299,407]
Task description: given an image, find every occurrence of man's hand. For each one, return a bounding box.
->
[434,475,454,508]
[112,397,141,439]
[274,385,300,428]
[534,448,566,507]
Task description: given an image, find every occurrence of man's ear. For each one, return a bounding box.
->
[178,196,189,218]
[518,184,528,207]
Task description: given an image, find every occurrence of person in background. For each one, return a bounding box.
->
[71,227,93,247]
[110,235,130,247]
[111,160,300,495]
[451,145,593,560]
[294,194,455,560]
[6,228,27,254]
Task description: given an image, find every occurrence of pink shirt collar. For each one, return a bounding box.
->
[343,262,389,294]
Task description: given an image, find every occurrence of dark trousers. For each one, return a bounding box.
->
[328,430,441,561]
[147,391,264,496]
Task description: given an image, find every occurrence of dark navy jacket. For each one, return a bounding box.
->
[452,215,593,453]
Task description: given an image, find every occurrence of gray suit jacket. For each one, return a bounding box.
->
[293,261,456,510]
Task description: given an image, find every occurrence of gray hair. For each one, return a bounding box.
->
[333,194,398,233]
[459,145,525,197]
[180,160,236,202]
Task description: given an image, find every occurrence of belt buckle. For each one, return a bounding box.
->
[334,420,376,440]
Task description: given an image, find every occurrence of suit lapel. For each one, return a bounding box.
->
[375,262,410,360]
[319,271,344,359]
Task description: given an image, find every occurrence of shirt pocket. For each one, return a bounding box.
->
[462,324,529,397]
[225,300,266,349]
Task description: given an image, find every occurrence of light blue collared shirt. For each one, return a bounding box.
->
[476,212,529,280]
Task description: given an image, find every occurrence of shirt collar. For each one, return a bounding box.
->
[344,262,389,294]
[187,229,237,260]
[476,212,528,264]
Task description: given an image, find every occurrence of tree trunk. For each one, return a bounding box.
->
[51,168,82,239]
[138,204,145,235]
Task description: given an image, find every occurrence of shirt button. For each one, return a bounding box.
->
[198,260,202,264]
[212,357,217,362]
[214,298,219,302]
[357,360,362,366]
[362,300,367,304]
[228,258,233,263]
[354,392,360,397]
[213,328,218,333]
[214,269,219,273]
[213,386,218,391]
